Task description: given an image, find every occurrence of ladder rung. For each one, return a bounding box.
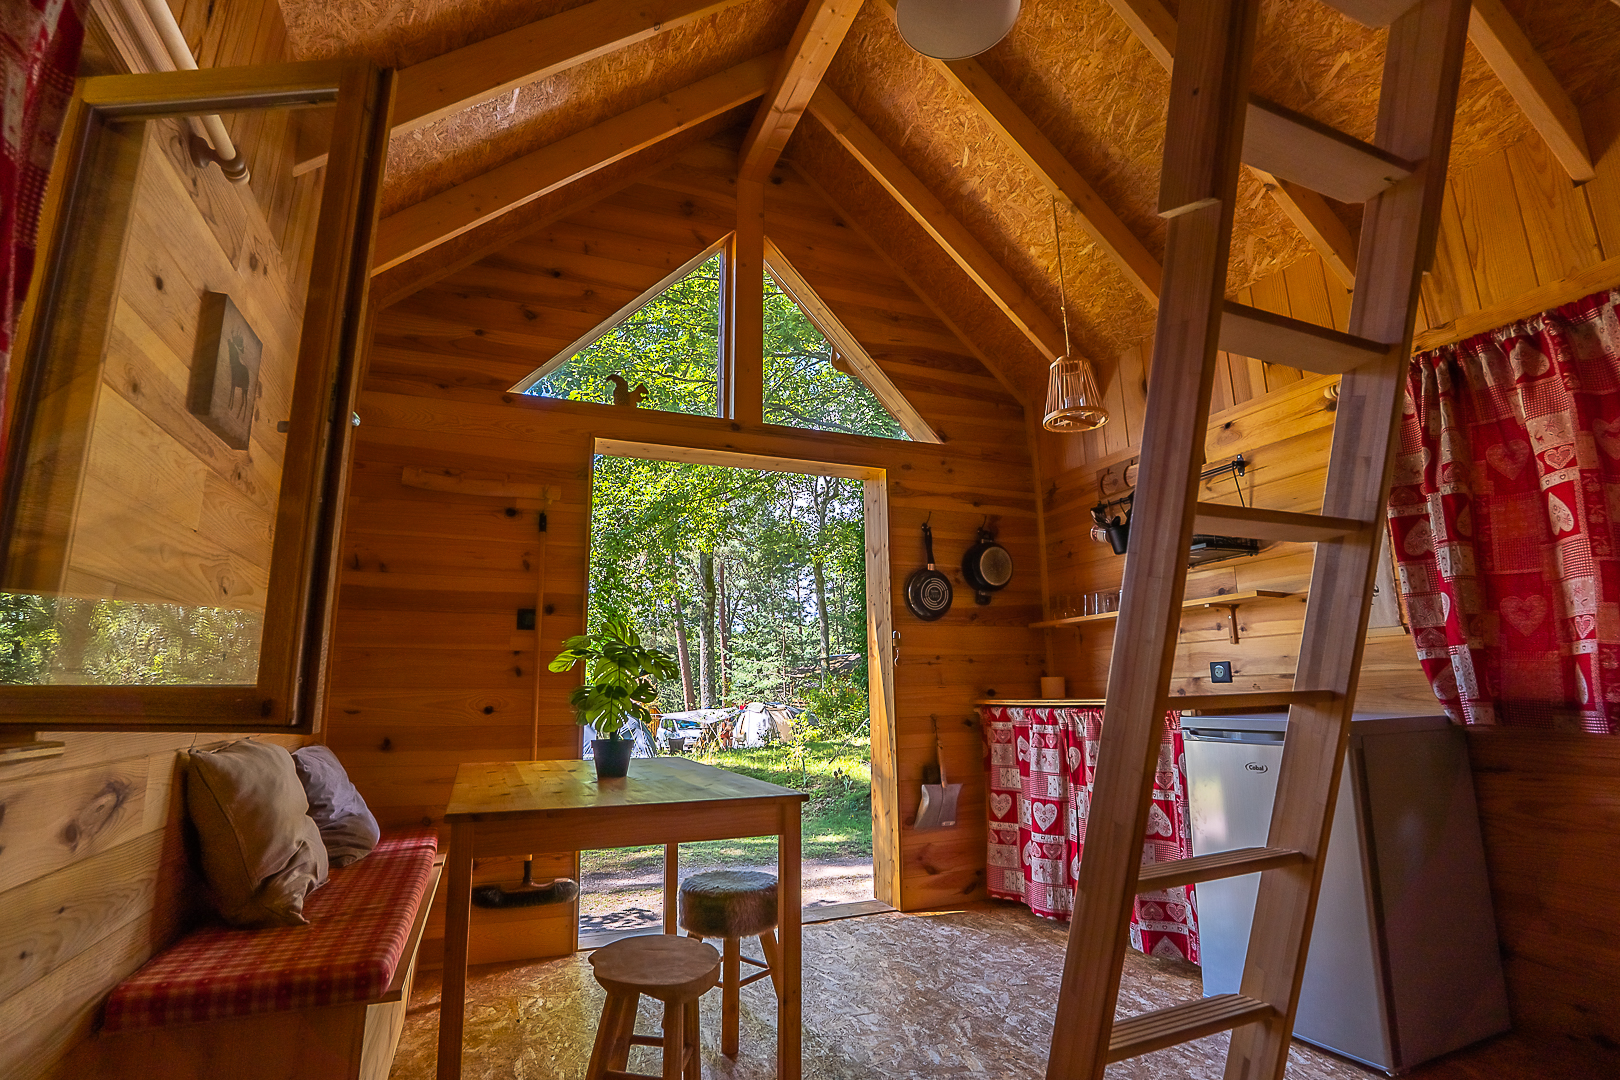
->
[1172,689,1337,710]
[1107,994,1275,1063]
[1220,301,1390,375]
[1138,847,1306,892]
[1193,503,1367,543]
[1243,97,1414,203]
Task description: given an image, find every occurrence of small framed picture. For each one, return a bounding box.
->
[189,291,262,450]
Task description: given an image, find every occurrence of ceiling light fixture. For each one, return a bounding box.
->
[1043,196,1108,433]
[895,0,1021,60]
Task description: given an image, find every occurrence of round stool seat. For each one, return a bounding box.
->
[678,869,779,938]
[589,935,720,1001]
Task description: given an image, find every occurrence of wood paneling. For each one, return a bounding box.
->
[1465,729,1620,1048]
[337,138,1041,963]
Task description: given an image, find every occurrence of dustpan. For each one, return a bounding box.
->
[913,718,961,829]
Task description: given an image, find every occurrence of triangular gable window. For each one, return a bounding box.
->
[763,241,936,443]
[515,239,725,417]
[512,236,937,443]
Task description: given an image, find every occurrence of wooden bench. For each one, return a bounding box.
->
[89,828,441,1080]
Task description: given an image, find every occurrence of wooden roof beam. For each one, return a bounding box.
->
[1103,0,1359,288]
[371,52,780,275]
[872,0,1161,304]
[1467,0,1593,182]
[807,86,1067,363]
[785,160,1037,409]
[296,0,749,174]
[739,0,863,183]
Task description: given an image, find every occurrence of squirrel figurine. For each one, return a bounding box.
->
[607,373,648,408]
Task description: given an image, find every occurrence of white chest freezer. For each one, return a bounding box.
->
[1183,713,1510,1074]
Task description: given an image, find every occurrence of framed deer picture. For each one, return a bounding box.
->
[189,292,262,450]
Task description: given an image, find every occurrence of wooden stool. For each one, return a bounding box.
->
[677,869,781,1058]
[587,935,721,1080]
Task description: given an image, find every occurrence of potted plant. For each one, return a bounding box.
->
[550,616,679,779]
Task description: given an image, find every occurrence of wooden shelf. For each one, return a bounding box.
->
[1031,589,1291,643]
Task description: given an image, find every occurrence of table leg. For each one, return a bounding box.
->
[777,804,801,1080]
[437,821,475,1080]
[664,842,679,934]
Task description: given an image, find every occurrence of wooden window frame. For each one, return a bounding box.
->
[0,59,392,732]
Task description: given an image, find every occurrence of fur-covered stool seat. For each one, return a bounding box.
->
[677,870,781,1058]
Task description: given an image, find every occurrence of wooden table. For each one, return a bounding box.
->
[436,757,808,1080]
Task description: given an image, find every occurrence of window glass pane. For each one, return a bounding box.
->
[529,253,721,416]
[763,272,909,441]
[1,104,330,685]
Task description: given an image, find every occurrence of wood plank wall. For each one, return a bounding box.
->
[335,136,1043,965]
[0,3,324,1077]
[1040,109,1620,1044]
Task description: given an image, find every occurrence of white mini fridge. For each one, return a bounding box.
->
[1183,713,1510,1075]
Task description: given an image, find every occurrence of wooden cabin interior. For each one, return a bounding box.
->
[3,0,1620,1077]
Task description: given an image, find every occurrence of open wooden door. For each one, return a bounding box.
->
[0,59,392,731]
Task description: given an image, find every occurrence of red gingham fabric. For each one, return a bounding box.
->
[103,828,439,1033]
[981,704,1199,964]
[1391,286,1620,733]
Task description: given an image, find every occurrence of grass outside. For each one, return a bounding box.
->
[581,737,873,876]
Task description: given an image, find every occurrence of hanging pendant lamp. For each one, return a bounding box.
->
[895,0,1021,60]
[1043,197,1108,432]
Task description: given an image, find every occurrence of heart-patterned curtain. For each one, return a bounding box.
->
[980,704,1198,963]
[1389,286,1620,734]
[1,0,83,462]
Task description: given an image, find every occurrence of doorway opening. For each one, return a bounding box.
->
[577,449,892,943]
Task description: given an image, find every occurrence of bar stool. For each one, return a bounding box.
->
[586,935,721,1080]
[677,869,781,1058]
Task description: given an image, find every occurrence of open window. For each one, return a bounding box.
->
[0,61,391,730]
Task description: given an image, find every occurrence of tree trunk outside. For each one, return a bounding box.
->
[670,592,696,711]
[697,549,718,708]
[812,558,831,682]
[717,558,731,700]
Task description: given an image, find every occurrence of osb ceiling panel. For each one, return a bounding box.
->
[279,0,792,214]
[333,0,1620,397]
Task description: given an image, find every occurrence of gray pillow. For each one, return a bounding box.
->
[293,745,380,867]
[184,740,328,927]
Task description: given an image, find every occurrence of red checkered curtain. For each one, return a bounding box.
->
[981,704,1199,963]
[1389,287,1620,734]
[1,0,82,452]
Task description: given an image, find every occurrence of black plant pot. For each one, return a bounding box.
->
[592,737,633,779]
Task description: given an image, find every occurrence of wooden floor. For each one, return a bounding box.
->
[390,903,1618,1080]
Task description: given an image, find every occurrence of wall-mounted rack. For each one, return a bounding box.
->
[1032,589,1290,644]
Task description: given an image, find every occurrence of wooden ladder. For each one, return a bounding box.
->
[1045,1,1472,1078]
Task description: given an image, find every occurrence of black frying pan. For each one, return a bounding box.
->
[962,525,1013,605]
[905,522,953,621]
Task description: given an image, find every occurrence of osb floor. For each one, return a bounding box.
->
[391,903,1619,1080]
[393,904,1372,1080]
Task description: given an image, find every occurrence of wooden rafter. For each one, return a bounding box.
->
[872,0,1160,304]
[371,52,780,275]
[738,0,863,183]
[1102,0,1359,287]
[807,86,1067,362]
[296,0,749,173]
[787,161,1038,409]
[1468,0,1593,182]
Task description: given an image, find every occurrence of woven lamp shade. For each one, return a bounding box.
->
[1043,354,1109,432]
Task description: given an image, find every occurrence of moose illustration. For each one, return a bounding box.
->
[225,330,253,420]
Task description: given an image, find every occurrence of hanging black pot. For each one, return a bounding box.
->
[905,521,953,621]
[961,525,1013,605]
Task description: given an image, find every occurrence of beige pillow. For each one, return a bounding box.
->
[184,740,329,927]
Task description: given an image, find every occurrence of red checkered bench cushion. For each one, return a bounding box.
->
[103,827,439,1033]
